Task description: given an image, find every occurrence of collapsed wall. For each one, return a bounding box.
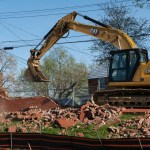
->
[0,96,60,112]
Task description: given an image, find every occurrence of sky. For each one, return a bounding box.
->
[0,0,150,73]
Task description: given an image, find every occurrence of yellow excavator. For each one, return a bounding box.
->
[25,11,150,107]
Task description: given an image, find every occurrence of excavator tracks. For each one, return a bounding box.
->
[93,88,150,108]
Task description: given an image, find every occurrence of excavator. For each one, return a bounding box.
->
[25,11,150,107]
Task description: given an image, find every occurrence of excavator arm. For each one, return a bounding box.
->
[26,11,137,82]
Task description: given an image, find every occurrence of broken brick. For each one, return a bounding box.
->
[55,118,77,129]
[8,126,16,133]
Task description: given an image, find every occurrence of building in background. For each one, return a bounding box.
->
[79,63,109,105]
[88,64,109,95]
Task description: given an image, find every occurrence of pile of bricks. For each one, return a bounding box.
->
[0,97,149,139]
[0,101,124,134]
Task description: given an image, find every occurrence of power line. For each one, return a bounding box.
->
[0,1,146,20]
[0,20,40,38]
[0,39,40,44]
[0,3,100,15]
[6,51,27,64]
[0,9,100,20]
[63,45,93,57]
[1,32,150,45]
[0,1,132,15]
[0,21,32,47]
[0,39,95,65]
[0,39,99,49]
[0,35,89,44]
[1,31,150,48]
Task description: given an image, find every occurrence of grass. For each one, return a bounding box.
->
[42,126,62,135]
[119,114,141,120]
[41,123,110,139]
[96,125,109,139]
[67,123,98,138]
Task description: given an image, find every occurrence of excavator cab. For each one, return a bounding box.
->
[109,48,148,83]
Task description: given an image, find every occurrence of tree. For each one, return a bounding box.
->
[42,46,88,99]
[133,0,150,8]
[0,50,17,94]
[19,46,88,99]
[90,4,150,63]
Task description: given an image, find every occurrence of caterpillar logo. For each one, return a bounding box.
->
[90,28,99,36]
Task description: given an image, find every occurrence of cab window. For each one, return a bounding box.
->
[140,52,148,63]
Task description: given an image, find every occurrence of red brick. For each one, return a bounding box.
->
[8,126,16,132]
[55,118,77,129]
[76,132,84,137]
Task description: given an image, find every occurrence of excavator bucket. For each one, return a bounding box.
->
[33,68,49,82]
[25,57,50,82]
[24,68,33,81]
[24,67,49,82]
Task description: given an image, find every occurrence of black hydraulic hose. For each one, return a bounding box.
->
[34,23,57,50]
[77,12,110,28]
